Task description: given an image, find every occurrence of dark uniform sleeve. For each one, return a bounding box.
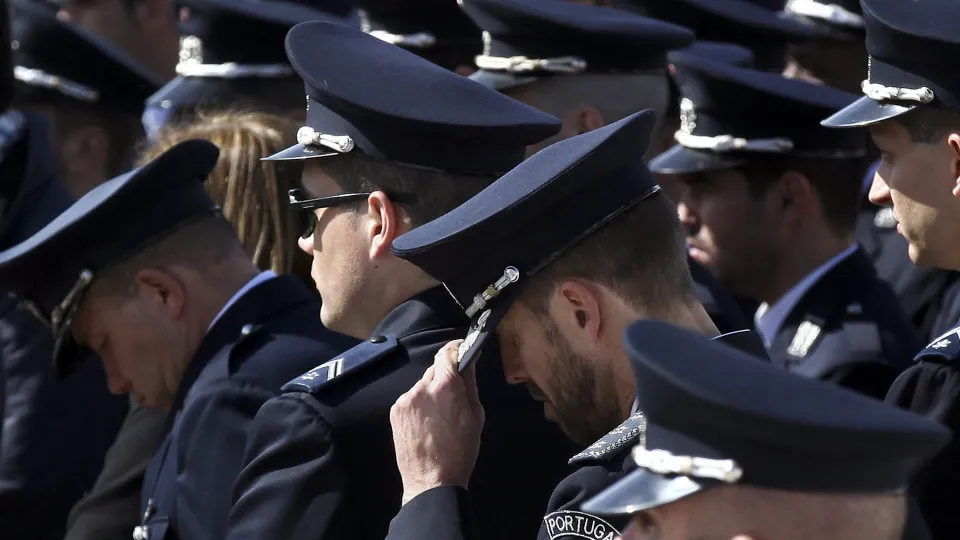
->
[225,393,347,540]
[385,486,478,540]
[885,361,960,539]
[173,380,275,540]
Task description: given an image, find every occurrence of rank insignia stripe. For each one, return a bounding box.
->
[543,510,620,540]
[569,412,646,464]
[281,334,399,394]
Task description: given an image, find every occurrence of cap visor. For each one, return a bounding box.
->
[468,70,539,92]
[821,96,917,128]
[580,424,724,516]
[262,143,338,161]
[649,144,745,175]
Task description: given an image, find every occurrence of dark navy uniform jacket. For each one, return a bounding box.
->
[0,110,129,540]
[137,275,356,540]
[761,247,920,400]
[856,202,960,343]
[384,330,769,540]
[886,328,960,540]
[225,286,579,540]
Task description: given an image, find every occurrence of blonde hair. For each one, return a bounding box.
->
[138,110,307,280]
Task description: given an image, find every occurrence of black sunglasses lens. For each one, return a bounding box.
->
[299,211,316,239]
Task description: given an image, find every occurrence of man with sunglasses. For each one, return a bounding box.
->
[223,21,578,540]
[0,139,357,540]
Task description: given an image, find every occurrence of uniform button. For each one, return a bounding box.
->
[370,335,386,343]
[241,324,255,336]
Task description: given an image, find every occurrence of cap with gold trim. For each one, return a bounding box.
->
[822,0,960,128]
[0,140,220,377]
[581,320,951,517]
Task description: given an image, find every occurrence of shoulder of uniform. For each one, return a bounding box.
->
[568,412,645,465]
[917,327,960,362]
[281,334,399,394]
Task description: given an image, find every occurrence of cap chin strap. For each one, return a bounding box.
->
[784,0,864,28]
[861,80,935,104]
[368,30,437,49]
[296,126,355,154]
[632,445,744,483]
[176,62,293,78]
[14,66,99,102]
[675,131,794,153]
[176,35,292,78]
[475,54,587,75]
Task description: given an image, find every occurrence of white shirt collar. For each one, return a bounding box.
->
[208,270,278,331]
[754,244,858,347]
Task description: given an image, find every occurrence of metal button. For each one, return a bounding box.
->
[370,335,386,344]
[240,324,255,336]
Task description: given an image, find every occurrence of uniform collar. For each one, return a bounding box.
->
[755,244,858,347]
[207,270,277,330]
[371,285,468,339]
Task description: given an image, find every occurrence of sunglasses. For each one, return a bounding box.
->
[288,189,419,239]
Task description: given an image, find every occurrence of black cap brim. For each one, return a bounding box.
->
[261,143,338,161]
[821,96,917,128]
[649,144,745,175]
[580,424,725,516]
[468,69,539,92]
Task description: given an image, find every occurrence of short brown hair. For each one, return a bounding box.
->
[896,107,960,144]
[519,191,698,317]
[315,154,497,226]
[740,154,867,235]
[138,110,307,279]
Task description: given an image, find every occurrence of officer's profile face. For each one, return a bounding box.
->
[868,119,960,268]
[674,169,781,296]
[495,283,636,446]
[297,161,395,338]
[71,270,195,410]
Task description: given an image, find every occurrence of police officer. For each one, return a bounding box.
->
[581,320,949,540]
[142,0,355,136]
[223,21,576,540]
[385,110,767,540]
[0,140,357,540]
[822,0,960,536]
[0,3,117,538]
[10,0,161,197]
[652,52,920,398]
[459,0,748,335]
[352,0,482,75]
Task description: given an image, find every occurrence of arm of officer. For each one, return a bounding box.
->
[885,361,960,539]
[173,381,275,540]
[224,393,347,540]
[385,340,484,540]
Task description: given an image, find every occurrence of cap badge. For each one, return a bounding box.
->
[631,445,743,483]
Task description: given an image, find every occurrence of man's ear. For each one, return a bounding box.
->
[947,134,960,197]
[135,268,186,320]
[57,123,110,196]
[564,104,606,136]
[550,279,603,344]
[365,191,406,259]
[773,169,816,226]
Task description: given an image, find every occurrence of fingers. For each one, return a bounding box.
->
[460,360,484,423]
[428,340,463,391]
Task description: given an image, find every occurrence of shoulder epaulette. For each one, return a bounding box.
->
[917,326,960,362]
[281,334,399,394]
[568,412,645,465]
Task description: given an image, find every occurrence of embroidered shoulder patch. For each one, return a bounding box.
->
[569,412,645,464]
[281,334,399,394]
[543,510,619,540]
[917,326,960,362]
